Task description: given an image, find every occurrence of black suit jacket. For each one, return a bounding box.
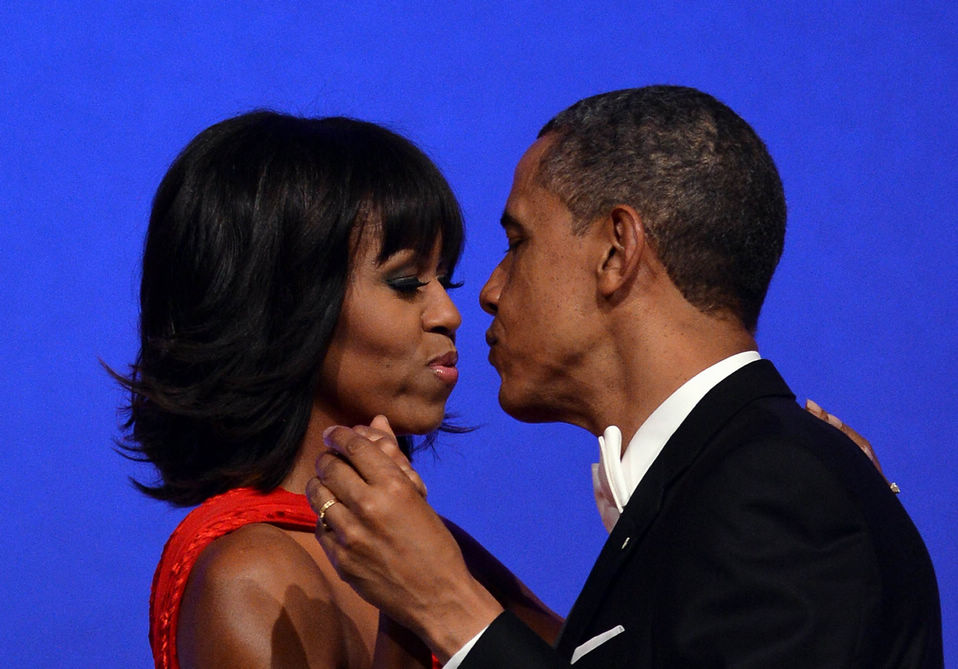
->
[463,360,942,668]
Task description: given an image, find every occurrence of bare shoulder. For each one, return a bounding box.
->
[178,523,368,668]
[187,523,326,597]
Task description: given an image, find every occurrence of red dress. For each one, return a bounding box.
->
[149,487,318,668]
[148,487,441,669]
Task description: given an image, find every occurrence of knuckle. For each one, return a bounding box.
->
[315,453,339,479]
[412,476,427,497]
[336,524,361,552]
[344,432,368,456]
[353,494,380,519]
[355,425,383,443]
[383,477,408,498]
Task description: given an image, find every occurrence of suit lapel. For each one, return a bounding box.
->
[556,361,794,656]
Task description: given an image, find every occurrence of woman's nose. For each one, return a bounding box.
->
[423,282,461,335]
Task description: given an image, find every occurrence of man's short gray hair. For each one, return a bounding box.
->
[537,86,786,332]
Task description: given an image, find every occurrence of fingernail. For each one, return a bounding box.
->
[826,413,842,428]
[805,399,821,413]
[323,426,336,445]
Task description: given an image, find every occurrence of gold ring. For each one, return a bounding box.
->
[318,498,339,530]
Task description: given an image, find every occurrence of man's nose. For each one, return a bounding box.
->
[479,263,503,316]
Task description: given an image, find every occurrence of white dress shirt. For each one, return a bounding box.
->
[592,350,761,531]
[446,351,761,667]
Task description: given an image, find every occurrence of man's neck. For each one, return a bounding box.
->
[587,309,757,439]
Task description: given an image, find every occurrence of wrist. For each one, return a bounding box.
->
[417,576,503,664]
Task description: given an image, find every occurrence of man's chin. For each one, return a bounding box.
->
[497,385,557,424]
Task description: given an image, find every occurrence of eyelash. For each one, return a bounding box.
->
[388,277,428,293]
[387,276,463,294]
[504,238,523,254]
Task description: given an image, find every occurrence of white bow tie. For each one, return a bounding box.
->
[592,425,627,532]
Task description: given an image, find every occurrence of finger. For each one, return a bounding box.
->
[305,475,325,510]
[369,414,397,440]
[824,411,843,430]
[354,424,392,443]
[353,428,428,498]
[305,478,347,536]
[839,422,884,473]
[305,476,377,583]
[838,420,864,444]
[806,399,846,432]
[355,418,427,498]
[323,425,405,485]
[314,443,371,509]
[806,402,887,477]
[838,425,895,492]
[804,398,826,418]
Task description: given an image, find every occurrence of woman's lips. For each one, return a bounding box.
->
[429,351,459,386]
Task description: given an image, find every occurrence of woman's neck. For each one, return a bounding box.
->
[281,408,333,494]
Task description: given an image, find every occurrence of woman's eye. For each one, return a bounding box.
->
[439,276,464,290]
[387,276,429,294]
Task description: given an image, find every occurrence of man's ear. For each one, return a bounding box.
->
[596,204,646,297]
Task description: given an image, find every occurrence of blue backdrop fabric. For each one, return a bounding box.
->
[1,2,955,666]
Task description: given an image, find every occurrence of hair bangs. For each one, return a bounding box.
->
[360,133,464,274]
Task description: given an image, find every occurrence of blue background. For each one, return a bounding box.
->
[2,2,955,666]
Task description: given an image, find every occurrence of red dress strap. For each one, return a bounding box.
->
[149,487,317,668]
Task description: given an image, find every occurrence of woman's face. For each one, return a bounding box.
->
[314,234,461,435]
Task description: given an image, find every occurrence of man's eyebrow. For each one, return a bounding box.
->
[500,211,522,230]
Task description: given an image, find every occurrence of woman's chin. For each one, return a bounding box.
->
[389,410,446,437]
[394,422,443,438]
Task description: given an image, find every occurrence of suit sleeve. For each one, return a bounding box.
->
[657,435,881,667]
[460,611,569,669]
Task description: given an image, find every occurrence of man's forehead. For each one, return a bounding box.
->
[513,134,555,187]
[501,135,563,230]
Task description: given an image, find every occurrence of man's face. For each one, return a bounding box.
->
[480,136,602,424]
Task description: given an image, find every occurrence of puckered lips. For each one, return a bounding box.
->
[428,350,459,386]
[484,329,502,370]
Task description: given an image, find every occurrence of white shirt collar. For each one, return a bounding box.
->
[592,351,761,532]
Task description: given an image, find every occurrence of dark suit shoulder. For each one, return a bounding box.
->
[656,394,942,668]
[697,395,892,508]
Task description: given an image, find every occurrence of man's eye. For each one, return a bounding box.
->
[504,238,523,253]
[387,276,429,294]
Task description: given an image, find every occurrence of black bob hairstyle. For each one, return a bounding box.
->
[115,111,465,507]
